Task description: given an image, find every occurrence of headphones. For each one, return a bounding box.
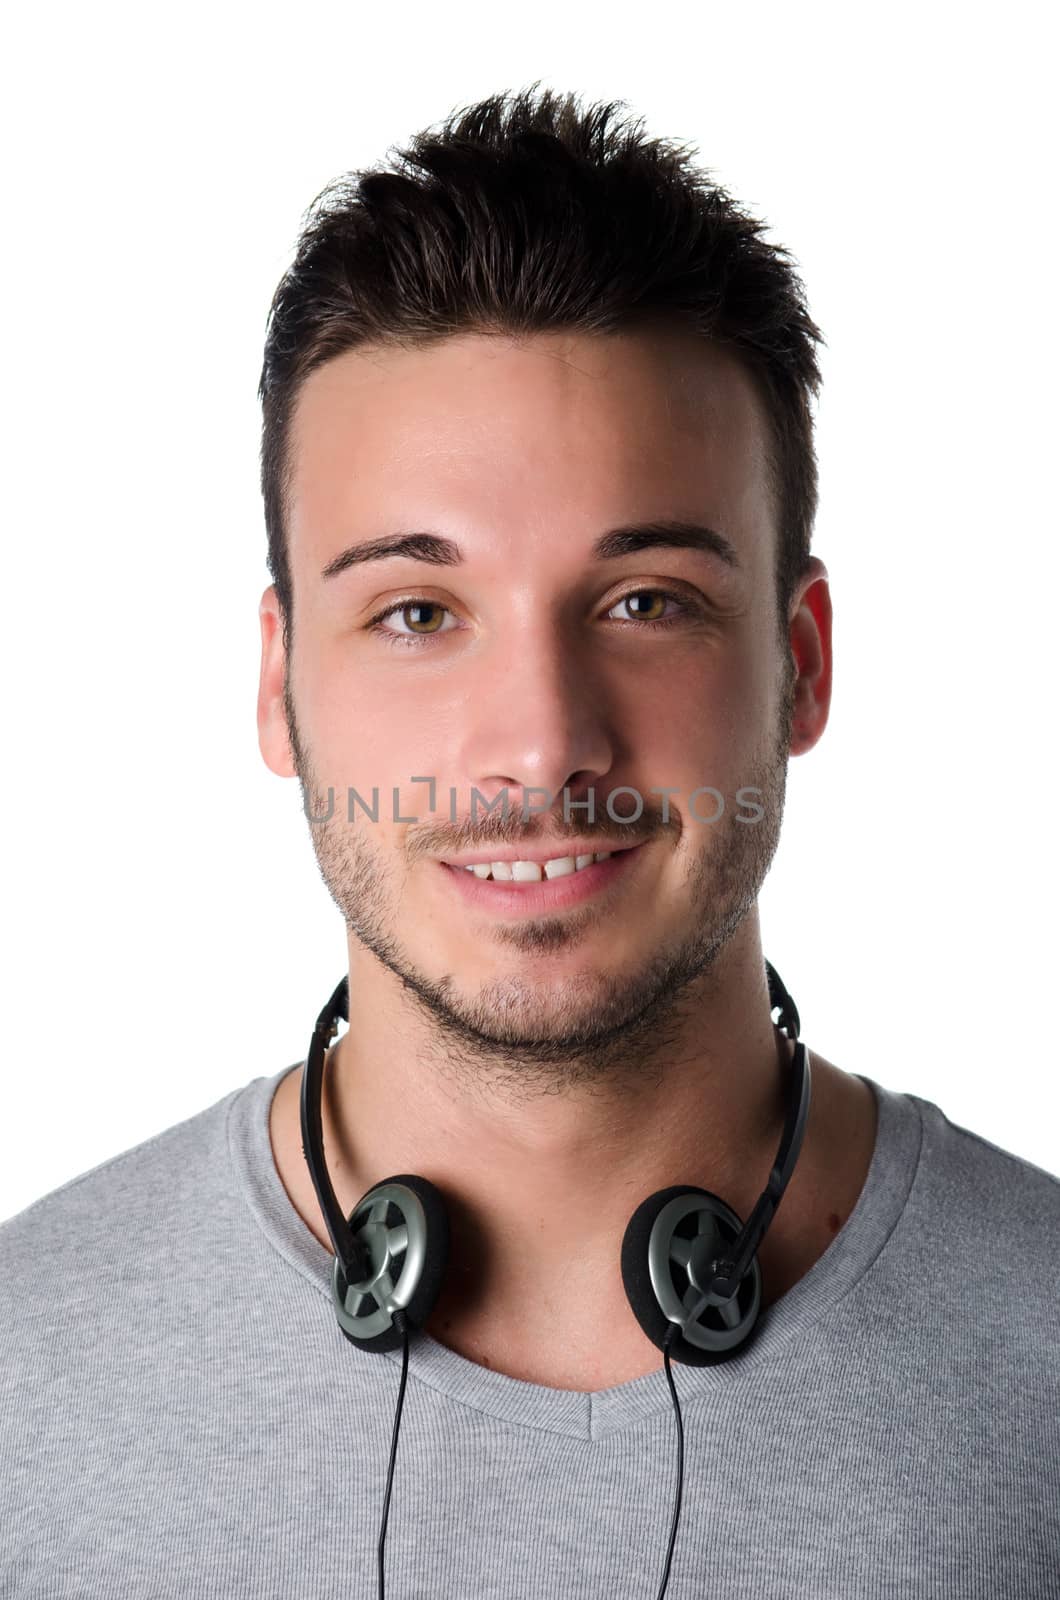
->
[300,960,811,1599]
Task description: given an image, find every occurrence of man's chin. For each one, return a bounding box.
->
[412,963,697,1064]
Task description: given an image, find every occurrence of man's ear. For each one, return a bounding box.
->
[257,585,296,778]
[786,557,832,757]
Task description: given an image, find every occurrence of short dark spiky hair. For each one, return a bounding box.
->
[259,82,824,653]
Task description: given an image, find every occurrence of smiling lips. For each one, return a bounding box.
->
[438,838,646,915]
[438,840,647,914]
[455,851,614,883]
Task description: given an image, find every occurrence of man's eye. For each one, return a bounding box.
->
[366,599,458,648]
[605,589,696,627]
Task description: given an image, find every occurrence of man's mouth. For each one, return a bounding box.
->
[436,840,650,914]
[446,849,616,883]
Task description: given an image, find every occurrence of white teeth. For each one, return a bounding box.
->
[459,852,609,882]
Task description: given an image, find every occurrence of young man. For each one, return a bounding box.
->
[3,84,1057,1599]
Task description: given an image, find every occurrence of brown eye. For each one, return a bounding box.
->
[401,601,446,633]
[366,596,460,648]
[621,590,667,621]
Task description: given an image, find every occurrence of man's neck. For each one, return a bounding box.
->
[330,917,783,1169]
[268,924,879,1388]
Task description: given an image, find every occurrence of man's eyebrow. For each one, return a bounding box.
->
[322,531,462,578]
[320,518,740,580]
[592,520,740,569]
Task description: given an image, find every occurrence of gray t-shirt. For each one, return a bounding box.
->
[2,1062,1058,1598]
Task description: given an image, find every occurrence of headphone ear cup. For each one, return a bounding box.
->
[332,1172,450,1353]
[621,1184,763,1367]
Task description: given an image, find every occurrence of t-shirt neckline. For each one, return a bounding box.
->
[228,1060,924,1440]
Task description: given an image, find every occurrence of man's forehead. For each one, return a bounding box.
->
[290,325,766,445]
[284,326,774,575]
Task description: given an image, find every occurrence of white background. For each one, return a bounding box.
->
[2,0,1057,1223]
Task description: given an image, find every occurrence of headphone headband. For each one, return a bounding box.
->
[301,960,808,1295]
[300,973,357,1275]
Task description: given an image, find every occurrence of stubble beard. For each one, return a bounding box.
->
[284,668,794,1102]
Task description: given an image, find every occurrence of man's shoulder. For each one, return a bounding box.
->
[0,1075,256,1326]
[911,1087,1059,1199]
[900,1084,1060,1291]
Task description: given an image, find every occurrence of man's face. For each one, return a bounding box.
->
[259,325,805,1083]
